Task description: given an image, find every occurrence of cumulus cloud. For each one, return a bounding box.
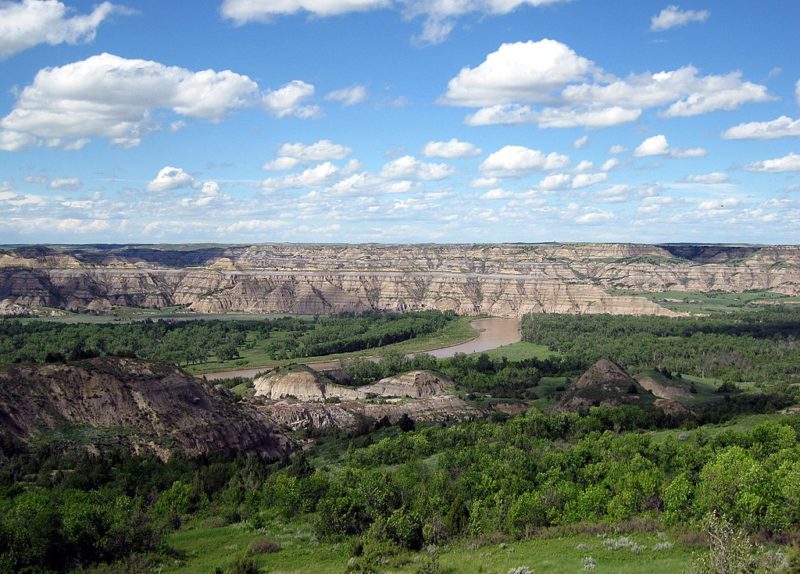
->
[746,152,800,173]
[221,0,389,23]
[538,173,571,190]
[422,138,482,158]
[722,116,800,140]
[441,40,595,107]
[325,85,367,106]
[480,145,569,176]
[263,162,341,190]
[442,39,770,128]
[572,172,607,189]
[263,139,352,170]
[380,155,454,180]
[147,166,196,192]
[685,172,729,184]
[633,134,706,158]
[0,53,259,150]
[221,0,568,44]
[609,144,627,154]
[651,5,710,31]
[0,0,128,60]
[262,80,321,118]
[600,158,620,172]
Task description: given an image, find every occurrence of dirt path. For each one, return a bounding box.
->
[201,317,521,380]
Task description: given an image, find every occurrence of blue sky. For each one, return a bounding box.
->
[0,0,798,244]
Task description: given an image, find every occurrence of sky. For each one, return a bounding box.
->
[0,0,799,245]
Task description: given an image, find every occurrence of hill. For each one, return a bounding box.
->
[0,357,293,460]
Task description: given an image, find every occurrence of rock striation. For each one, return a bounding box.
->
[0,357,293,460]
[1,243,798,317]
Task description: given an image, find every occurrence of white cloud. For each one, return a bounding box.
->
[380,155,454,180]
[746,152,800,173]
[685,172,729,184]
[55,218,110,232]
[600,158,619,172]
[262,80,321,118]
[264,139,352,170]
[562,66,770,119]
[405,0,570,44]
[470,176,500,188]
[651,5,710,31]
[0,0,127,60]
[572,172,607,189]
[609,144,627,154]
[698,197,740,210]
[481,188,513,200]
[147,166,195,192]
[445,39,770,128]
[225,219,288,232]
[572,135,589,149]
[0,130,37,151]
[49,177,81,190]
[633,134,706,158]
[480,145,569,176]
[536,106,642,128]
[325,85,367,106]
[723,116,800,140]
[575,160,593,173]
[538,173,571,190]
[0,53,258,149]
[422,138,482,158]
[264,162,341,189]
[634,135,670,157]
[221,0,389,24]
[441,39,596,107]
[576,211,614,224]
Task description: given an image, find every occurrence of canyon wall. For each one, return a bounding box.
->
[1,243,798,317]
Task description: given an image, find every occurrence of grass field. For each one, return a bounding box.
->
[188,315,479,374]
[165,522,695,574]
[607,289,800,314]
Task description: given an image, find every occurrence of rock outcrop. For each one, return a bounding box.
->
[360,370,451,398]
[555,359,656,412]
[253,367,367,401]
[0,358,293,460]
[1,243,798,317]
[260,395,479,432]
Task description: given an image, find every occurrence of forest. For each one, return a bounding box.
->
[0,310,455,367]
[2,306,800,573]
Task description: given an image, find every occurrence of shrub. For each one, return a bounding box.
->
[247,537,281,555]
[225,556,262,574]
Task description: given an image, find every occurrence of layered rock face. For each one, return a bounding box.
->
[1,243,798,317]
[0,357,293,460]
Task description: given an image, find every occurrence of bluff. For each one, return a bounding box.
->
[1,243,798,317]
[0,357,293,460]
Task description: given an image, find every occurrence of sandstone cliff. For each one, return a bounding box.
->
[0,357,293,460]
[1,243,798,317]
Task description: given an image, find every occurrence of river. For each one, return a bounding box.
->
[201,316,521,380]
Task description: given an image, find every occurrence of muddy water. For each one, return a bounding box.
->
[424,317,521,358]
[201,317,521,380]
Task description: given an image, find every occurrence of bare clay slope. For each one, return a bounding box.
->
[0,357,293,460]
[1,243,798,317]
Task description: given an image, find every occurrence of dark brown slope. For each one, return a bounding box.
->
[554,358,657,412]
[0,357,293,460]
